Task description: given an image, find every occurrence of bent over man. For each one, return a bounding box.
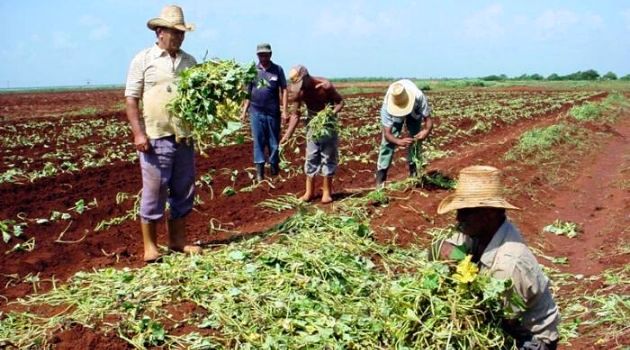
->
[377,79,433,187]
[124,5,201,262]
[280,65,344,204]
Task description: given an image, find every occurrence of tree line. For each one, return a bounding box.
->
[481,70,630,81]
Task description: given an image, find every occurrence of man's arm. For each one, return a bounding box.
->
[414,116,433,141]
[240,99,250,123]
[380,103,413,146]
[280,99,301,145]
[280,88,288,123]
[125,97,150,152]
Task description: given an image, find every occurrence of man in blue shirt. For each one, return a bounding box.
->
[376,79,433,187]
[240,43,288,181]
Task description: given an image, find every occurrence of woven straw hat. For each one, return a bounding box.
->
[437,165,520,215]
[386,81,415,117]
[288,65,309,91]
[147,5,195,32]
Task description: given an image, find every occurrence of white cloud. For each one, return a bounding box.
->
[530,9,606,40]
[52,32,77,50]
[463,4,504,39]
[80,15,111,40]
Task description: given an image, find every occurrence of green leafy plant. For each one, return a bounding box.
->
[308,105,338,141]
[543,220,580,238]
[168,59,258,151]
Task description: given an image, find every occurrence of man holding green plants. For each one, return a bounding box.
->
[280,65,344,204]
[124,5,201,262]
[240,43,288,181]
[436,165,560,350]
[376,79,433,187]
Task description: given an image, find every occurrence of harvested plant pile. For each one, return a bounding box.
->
[1,207,520,349]
[168,59,258,150]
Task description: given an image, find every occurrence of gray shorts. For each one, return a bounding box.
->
[304,131,338,177]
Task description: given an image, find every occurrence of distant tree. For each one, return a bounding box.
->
[620,74,630,81]
[601,71,618,80]
[481,74,507,81]
[579,69,600,80]
[547,73,561,81]
[530,73,544,80]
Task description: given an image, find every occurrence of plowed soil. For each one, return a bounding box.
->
[0,88,627,349]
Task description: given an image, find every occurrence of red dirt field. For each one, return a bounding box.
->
[0,88,628,349]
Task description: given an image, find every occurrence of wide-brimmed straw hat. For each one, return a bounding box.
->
[386,81,415,117]
[437,165,520,215]
[147,5,195,32]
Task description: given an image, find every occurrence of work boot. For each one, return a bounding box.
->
[299,176,314,202]
[270,163,280,176]
[255,163,265,181]
[167,218,202,254]
[376,169,388,188]
[409,163,418,178]
[141,222,160,262]
[321,176,333,204]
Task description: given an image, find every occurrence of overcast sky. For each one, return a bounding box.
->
[1,0,629,87]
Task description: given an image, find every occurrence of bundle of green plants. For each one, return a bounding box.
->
[168,59,258,150]
[308,105,338,141]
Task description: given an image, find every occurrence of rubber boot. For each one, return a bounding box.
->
[167,218,202,254]
[270,163,280,176]
[141,222,160,262]
[376,169,388,188]
[321,176,333,204]
[299,176,314,202]
[255,163,265,181]
[409,163,418,178]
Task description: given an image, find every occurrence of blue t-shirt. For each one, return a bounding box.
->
[248,62,287,117]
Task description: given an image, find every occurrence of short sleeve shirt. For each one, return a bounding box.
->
[380,79,431,128]
[445,220,560,343]
[124,45,197,138]
[247,62,287,117]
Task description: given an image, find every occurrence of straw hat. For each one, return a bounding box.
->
[437,165,520,214]
[147,5,195,32]
[386,81,415,117]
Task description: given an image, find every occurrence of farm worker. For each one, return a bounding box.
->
[124,5,202,262]
[280,65,344,203]
[436,165,560,350]
[239,43,288,181]
[376,79,433,187]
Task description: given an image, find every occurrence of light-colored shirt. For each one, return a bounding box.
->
[445,220,560,343]
[380,79,431,128]
[124,44,197,139]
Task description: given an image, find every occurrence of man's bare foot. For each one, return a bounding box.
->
[299,192,312,202]
[321,193,333,204]
[144,248,161,263]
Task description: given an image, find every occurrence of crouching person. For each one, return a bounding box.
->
[436,165,560,349]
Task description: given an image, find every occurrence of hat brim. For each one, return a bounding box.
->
[147,19,195,32]
[437,194,520,215]
[256,49,272,54]
[386,88,414,117]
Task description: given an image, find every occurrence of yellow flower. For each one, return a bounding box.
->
[452,255,479,284]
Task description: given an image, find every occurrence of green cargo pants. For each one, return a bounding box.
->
[377,116,422,171]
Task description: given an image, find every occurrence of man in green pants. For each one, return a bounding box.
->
[376,79,433,187]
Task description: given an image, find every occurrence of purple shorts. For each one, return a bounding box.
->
[138,136,195,223]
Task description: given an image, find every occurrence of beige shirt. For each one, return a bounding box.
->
[446,220,560,343]
[124,44,197,139]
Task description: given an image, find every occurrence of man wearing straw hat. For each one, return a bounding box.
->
[437,165,560,350]
[376,79,433,187]
[125,5,201,262]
